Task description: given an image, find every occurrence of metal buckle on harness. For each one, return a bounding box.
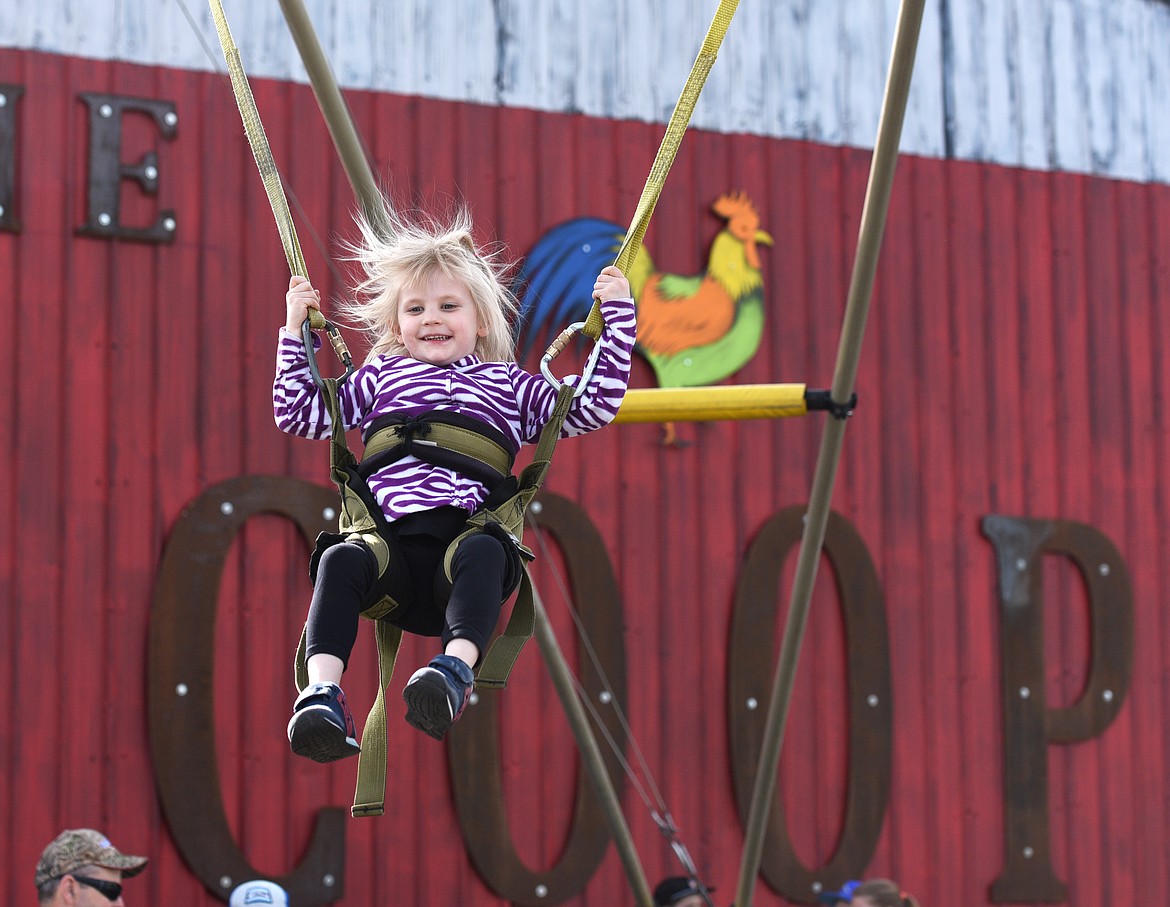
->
[539,320,603,398]
[303,317,357,388]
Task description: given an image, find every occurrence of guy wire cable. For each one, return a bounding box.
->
[527,516,716,907]
[526,516,668,813]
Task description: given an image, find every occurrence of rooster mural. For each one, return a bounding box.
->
[515,192,773,443]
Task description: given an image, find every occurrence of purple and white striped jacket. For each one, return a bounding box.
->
[274,297,635,522]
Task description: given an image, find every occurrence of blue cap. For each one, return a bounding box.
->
[818,880,861,904]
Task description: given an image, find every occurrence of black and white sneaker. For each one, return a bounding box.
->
[402,654,475,741]
[287,681,361,763]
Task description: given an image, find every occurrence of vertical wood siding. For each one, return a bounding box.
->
[2,47,1170,906]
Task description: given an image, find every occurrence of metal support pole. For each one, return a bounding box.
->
[276,0,391,234]
[733,0,926,904]
[531,584,655,907]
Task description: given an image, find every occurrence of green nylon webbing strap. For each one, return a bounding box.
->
[208,0,326,331]
[301,377,402,817]
[514,383,574,511]
[211,0,590,815]
[532,383,577,470]
[293,611,403,818]
[453,384,574,688]
[293,602,403,819]
[294,625,309,692]
[580,0,740,341]
[465,383,568,689]
[322,378,351,471]
[474,570,537,689]
[362,421,514,479]
[221,7,400,802]
[351,619,403,818]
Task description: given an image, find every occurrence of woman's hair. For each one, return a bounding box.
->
[854,879,921,907]
[340,200,519,363]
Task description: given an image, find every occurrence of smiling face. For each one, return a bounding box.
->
[394,270,487,366]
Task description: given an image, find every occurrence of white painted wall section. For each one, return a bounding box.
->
[1,0,1168,182]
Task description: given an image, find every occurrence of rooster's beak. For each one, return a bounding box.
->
[746,229,773,269]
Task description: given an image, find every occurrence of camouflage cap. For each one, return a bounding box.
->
[35,829,148,888]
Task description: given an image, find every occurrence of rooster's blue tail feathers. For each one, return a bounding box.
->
[513,217,625,359]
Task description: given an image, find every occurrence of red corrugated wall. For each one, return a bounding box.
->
[3,46,1170,906]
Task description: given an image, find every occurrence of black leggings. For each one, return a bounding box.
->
[304,521,509,670]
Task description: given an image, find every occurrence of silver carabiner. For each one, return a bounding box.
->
[303,317,356,390]
[539,321,603,398]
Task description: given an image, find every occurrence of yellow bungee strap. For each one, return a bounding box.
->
[209,0,355,379]
[208,0,309,287]
[579,0,741,343]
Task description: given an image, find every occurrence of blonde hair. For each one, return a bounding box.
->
[340,201,519,363]
[854,879,920,907]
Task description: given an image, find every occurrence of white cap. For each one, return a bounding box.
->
[229,880,289,907]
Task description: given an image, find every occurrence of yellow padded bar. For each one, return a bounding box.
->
[615,384,809,424]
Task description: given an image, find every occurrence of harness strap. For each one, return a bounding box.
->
[298,377,568,814]
[294,608,405,819]
[290,379,397,816]
[575,0,741,344]
[209,0,307,281]
[294,534,407,818]
[351,618,403,818]
[211,0,359,383]
[215,0,741,831]
[471,383,574,688]
[359,412,516,486]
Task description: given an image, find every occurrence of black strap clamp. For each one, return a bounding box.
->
[804,388,859,420]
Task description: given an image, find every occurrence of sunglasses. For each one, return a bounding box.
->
[70,876,123,901]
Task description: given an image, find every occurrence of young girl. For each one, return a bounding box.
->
[274,206,635,762]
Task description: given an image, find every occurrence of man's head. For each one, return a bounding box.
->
[653,876,713,907]
[229,880,290,907]
[35,829,148,906]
